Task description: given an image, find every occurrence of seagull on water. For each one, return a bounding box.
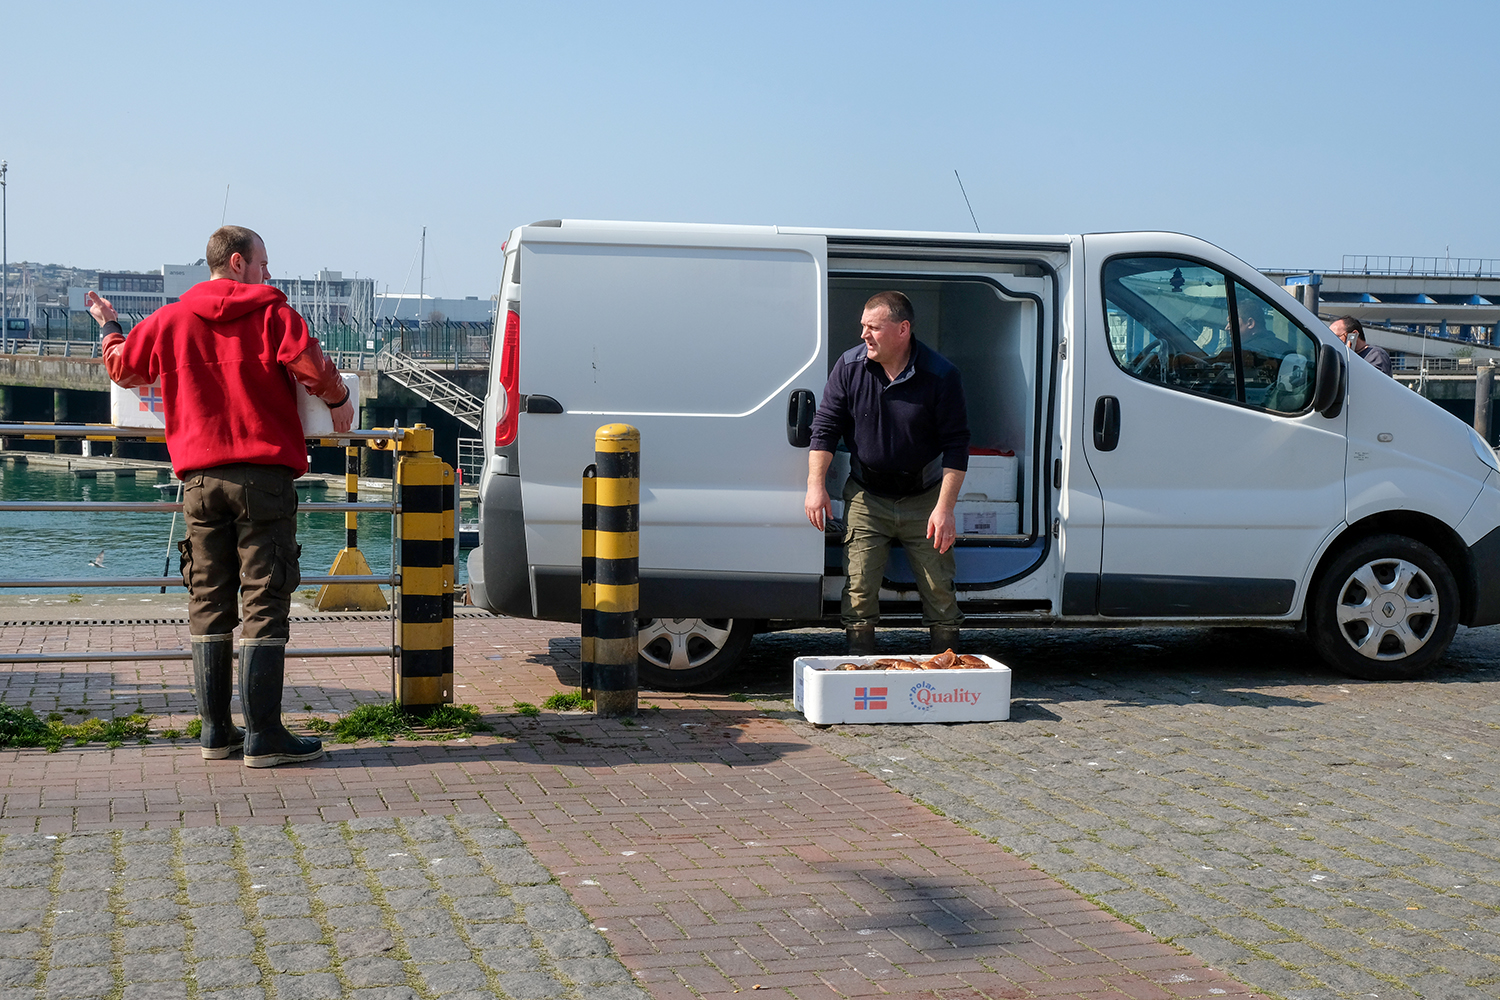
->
[87,549,105,569]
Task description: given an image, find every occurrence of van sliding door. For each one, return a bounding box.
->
[516,225,828,620]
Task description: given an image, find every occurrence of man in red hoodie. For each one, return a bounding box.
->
[88,226,354,767]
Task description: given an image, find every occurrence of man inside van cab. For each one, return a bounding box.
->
[805,291,970,655]
[88,225,354,767]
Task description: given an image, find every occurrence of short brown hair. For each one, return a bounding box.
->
[1333,315,1364,339]
[206,226,261,274]
[864,290,914,327]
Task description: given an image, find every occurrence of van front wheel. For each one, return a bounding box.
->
[1310,535,1458,680]
[636,617,753,691]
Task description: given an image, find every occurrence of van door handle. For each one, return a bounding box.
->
[787,389,816,447]
[1093,396,1120,451]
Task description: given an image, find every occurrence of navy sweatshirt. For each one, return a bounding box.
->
[808,339,970,487]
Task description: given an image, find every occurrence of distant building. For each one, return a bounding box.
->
[69,265,375,331]
[375,293,496,325]
[273,271,376,329]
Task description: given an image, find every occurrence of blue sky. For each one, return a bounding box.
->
[3,1,1496,298]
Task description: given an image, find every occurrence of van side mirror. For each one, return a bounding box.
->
[1312,344,1344,417]
[787,389,816,447]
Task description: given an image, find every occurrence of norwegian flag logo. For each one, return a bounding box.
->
[137,385,166,415]
[853,687,888,711]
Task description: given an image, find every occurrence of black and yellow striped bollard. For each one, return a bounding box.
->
[387,424,456,711]
[581,423,639,716]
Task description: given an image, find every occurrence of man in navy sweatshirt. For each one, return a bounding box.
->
[804,291,970,654]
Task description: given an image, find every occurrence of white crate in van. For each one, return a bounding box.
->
[793,654,1011,724]
[964,453,1017,501]
[956,500,1019,535]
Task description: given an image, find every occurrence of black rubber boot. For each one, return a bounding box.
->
[192,634,244,759]
[239,639,323,768]
[930,625,961,654]
[846,625,877,656]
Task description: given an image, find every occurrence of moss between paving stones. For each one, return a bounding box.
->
[304,702,491,743]
[0,704,151,751]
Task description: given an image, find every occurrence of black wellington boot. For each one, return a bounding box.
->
[191,634,245,759]
[930,625,961,654]
[239,639,323,768]
[846,625,877,656]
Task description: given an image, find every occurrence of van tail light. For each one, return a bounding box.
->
[495,308,520,447]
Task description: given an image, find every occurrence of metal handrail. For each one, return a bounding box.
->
[0,574,397,588]
[0,647,395,664]
[0,501,398,513]
[0,421,448,689]
[0,423,406,442]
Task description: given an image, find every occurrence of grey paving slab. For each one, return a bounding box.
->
[741,622,1500,1000]
[0,815,625,1000]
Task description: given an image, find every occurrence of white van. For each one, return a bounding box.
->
[467,221,1500,689]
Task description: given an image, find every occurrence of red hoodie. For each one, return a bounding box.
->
[102,279,345,477]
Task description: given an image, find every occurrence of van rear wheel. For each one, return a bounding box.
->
[636,617,753,690]
[1310,534,1458,680]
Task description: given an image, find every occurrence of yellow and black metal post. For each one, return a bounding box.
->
[380,424,456,711]
[584,423,639,716]
[580,465,597,701]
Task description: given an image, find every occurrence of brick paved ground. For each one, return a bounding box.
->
[0,606,1253,1000]
[733,624,1500,1000]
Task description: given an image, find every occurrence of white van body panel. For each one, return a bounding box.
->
[514,224,827,608]
[1457,471,1500,545]
[1341,355,1488,531]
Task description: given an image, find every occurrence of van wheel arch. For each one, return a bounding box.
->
[635,617,758,691]
[1310,512,1474,627]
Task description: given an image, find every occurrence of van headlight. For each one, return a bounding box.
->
[1470,427,1500,474]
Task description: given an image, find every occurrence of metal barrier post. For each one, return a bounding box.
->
[590,424,638,716]
[315,444,389,611]
[580,465,597,700]
[380,424,455,711]
[1477,363,1495,445]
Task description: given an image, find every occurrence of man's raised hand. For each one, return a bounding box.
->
[85,291,118,326]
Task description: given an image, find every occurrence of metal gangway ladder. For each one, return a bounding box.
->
[376,348,484,430]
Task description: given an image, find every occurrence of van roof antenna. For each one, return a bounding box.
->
[954,170,981,233]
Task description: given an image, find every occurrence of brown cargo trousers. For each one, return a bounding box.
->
[840,478,962,628]
[178,464,302,640]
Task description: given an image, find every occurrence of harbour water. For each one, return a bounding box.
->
[0,462,469,594]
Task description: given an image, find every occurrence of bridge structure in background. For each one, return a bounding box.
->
[1265,258,1500,347]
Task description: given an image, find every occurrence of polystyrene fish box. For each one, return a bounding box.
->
[296,373,360,436]
[964,453,1018,501]
[955,500,1020,535]
[110,381,167,429]
[793,654,1011,725]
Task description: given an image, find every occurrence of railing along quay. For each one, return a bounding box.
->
[0,423,458,709]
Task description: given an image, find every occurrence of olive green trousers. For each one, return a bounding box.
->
[840,479,962,628]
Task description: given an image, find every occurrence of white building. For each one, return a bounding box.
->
[375,293,496,324]
[71,264,375,330]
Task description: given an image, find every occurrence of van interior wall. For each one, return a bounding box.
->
[828,277,1035,530]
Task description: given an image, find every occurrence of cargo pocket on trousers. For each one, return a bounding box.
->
[270,542,303,598]
[177,539,192,591]
[244,473,296,521]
